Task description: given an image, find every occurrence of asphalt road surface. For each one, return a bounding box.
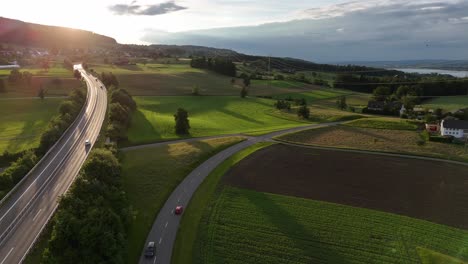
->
[138,122,341,264]
[0,65,107,263]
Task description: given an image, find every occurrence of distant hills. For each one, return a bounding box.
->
[0,17,117,49]
[334,60,468,71]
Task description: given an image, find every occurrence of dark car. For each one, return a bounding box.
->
[144,241,155,258]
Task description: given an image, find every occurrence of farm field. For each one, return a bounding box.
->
[0,98,63,154]
[91,63,310,96]
[119,136,245,264]
[0,63,80,97]
[224,144,468,229]
[126,96,315,146]
[277,125,468,162]
[186,144,468,264]
[194,186,468,264]
[422,96,468,112]
[344,117,420,130]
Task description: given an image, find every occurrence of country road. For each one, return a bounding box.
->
[0,65,107,263]
[138,122,342,264]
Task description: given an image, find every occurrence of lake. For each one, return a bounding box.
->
[393,68,468,78]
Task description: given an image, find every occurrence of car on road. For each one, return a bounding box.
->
[144,241,156,258]
[85,139,91,146]
[175,206,183,215]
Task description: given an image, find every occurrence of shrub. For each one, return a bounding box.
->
[297,105,310,119]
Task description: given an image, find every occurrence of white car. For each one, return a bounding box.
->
[85,139,91,146]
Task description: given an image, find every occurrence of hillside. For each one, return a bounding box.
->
[0,17,117,48]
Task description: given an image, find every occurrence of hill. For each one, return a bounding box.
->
[0,17,117,48]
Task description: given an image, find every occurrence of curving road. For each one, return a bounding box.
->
[138,122,342,264]
[0,65,107,263]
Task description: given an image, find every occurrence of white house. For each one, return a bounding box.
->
[440,120,468,138]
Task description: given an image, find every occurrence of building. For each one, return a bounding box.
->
[440,120,468,138]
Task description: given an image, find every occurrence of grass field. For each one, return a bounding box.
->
[277,125,468,162]
[0,62,74,78]
[344,118,420,130]
[119,136,245,264]
[194,186,468,264]
[172,142,274,264]
[0,98,63,154]
[422,96,468,112]
[126,96,313,146]
[273,89,350,102]
[90,63,313,96]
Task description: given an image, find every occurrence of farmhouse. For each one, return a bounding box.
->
[440,120,468,138]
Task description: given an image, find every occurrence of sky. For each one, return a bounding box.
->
[2,0,468,62]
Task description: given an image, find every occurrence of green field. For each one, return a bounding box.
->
[172,142,274,264]
[422,96,468,112]
[0,63,81,98]
[126,96,313,146]
[119,136,245,263]
[90,63,312,96]
[273,89,350,102]
[0,63,73,78]
[192,186,468,264]
[0,98,63,154]
[344,118,420,130]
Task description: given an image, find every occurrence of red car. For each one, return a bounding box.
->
[175,206,183,215]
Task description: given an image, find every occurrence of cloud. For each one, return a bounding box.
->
[142,0,468,61]
[109,1,186,16]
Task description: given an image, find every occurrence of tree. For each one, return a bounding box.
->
[174,108,190,135]
[336,96,347,110]
[192,86,200,96]
[0,79,5,93]
[41,59,50,72]
[38,85,45,100]
[373,86,391,101]
[297,105,310,119]
[73,70,82,80]
[243,77,251,87]
[395,85,411,99]
[240,86,248,98]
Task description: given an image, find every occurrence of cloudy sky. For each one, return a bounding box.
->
[2,0,468,62]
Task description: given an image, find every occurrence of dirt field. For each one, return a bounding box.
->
[224,144,468,229]
[278,126,468,162]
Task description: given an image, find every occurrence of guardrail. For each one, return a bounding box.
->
[0,67,91,207]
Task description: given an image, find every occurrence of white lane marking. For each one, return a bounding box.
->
[159,237,162,244]
[153,256,157,264]
[53,184,60,192]
[165,222,168,228]
[177,196,181,202]
[1,247,14,264]
[32,209,42,222]
[0,79,93,224]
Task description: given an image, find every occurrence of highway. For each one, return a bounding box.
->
[138,122,342,264]
[0,64,107,263]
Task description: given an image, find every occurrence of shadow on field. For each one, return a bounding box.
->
[246,191,346,263]
[219,108,264,125]
[6,119,37,153]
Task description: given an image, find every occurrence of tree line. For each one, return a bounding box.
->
[333,73,468,96]
[190,57,236,77]
[41,147,131,263]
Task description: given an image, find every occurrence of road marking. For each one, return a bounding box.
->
[159,238,162,244]
[165,222,168,228]
[53,184,60,192]
[1,247,14,264]
[32,209,42,222]
[153,256,157,264]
